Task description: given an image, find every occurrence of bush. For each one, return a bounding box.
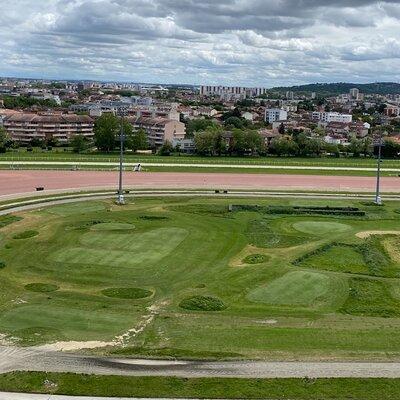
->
[25,283,59,293]
[13,230,39,240]
[243,254,269,264]
[102,287,153,299]
[0,261,6,269]
[179,295,227,311]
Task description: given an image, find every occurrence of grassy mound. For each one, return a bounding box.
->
[243,254,269,264]
[340,278,400,317]
[247,271,345,308]
[246,219,307,248]
[292,221,351,236]
[101,287,153,299]
[139,215,169,221]
[179,295,227,311]
[24,283,59,293]
[298,245,369,275]
[13,230,38,240]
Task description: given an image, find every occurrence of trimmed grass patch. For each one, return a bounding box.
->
[292,221,351,235]
[0,215,22,229]
[180,296,227,311]
[24,283,59,293]
[101,287,152,299]
[247,271,346,309]
[91,222,135,231]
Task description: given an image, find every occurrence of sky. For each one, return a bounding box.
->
[1,0,400,87]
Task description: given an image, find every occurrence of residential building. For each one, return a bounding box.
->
[3,112,94,144]
[265,108,288,124]
[127,117,185,147]
[312,112,352,123]
[200,85,268,99]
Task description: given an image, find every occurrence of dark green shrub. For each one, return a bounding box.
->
[25,283,59,293]
[179,295,227,311]
[0,261,6,269]
[243,254,269,264]
[13,230,38,240]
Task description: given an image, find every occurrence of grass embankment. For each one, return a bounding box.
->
[0,198,400,359]
[3,372,400,399]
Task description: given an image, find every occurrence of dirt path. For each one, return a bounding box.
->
[3,345,400,378]
[0,171,399,196]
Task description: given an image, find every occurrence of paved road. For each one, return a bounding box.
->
[2,345,400,378]
[0,171,399,197]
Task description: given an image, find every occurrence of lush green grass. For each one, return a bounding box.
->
[0,197,400,359]
[247,271,347,309]
[292,221,351,235]
[0,215,22,229]
[101,287,153,299]
[5,372,400,399]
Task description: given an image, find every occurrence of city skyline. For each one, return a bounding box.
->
[2,1,400,86]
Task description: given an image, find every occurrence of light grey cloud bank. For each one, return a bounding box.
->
[1,0,400,86]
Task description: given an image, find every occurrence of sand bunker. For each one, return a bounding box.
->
[356,231,400,239]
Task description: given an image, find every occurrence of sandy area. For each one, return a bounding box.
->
[356,230,400,239]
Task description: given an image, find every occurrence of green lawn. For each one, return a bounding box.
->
[1,197,400,359]
[4,372,400,399]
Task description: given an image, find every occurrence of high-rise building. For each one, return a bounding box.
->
[265,108,288,123]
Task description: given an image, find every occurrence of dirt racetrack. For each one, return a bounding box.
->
[0,170,399,197]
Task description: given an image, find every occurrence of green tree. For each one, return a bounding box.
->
[194,131,216,156]
[0,126,9,153]
[94,114,119,152]
[348,138,363,157]
[127,128,148,152]
[158,140,174,156]
[70,134,88,153]
[186,119,217,138]
[269,137,298,156]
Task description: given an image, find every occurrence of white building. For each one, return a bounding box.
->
[200,85,268,99]
[265,108,288,124]
[312,112,352,123]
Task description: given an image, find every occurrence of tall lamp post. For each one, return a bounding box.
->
[117,115,125,205]
[374,131,385,206]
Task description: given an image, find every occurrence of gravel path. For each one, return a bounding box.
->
[2,345,400,378]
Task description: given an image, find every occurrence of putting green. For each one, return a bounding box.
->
[292,221,351,235]
[91,222,135,231]
[247,271,346,308]
[53,228,188,267]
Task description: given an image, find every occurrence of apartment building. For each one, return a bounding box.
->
[200,85,268,99]
[3,112,94,144]
[265,108,288,124]
[127,116,185,147]
[312,112,353,123]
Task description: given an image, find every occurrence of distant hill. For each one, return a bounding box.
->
[271,82,400,96]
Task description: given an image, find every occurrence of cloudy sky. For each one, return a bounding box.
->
[1,0,400,86]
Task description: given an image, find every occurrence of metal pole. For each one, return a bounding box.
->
[117,115,125,205]
[375,135,382,205]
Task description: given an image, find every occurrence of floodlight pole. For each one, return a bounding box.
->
[117,114,125,205]
[374,134,383,206]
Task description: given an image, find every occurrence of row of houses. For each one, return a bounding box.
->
[0,111,185,146]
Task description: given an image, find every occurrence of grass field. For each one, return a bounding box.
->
[1,149,400,176]
[4,372,400,399]
[1,197,400,360]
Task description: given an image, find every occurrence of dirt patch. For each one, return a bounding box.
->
[356,231,400,239]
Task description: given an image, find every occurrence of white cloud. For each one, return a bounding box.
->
[1,0,400,85]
